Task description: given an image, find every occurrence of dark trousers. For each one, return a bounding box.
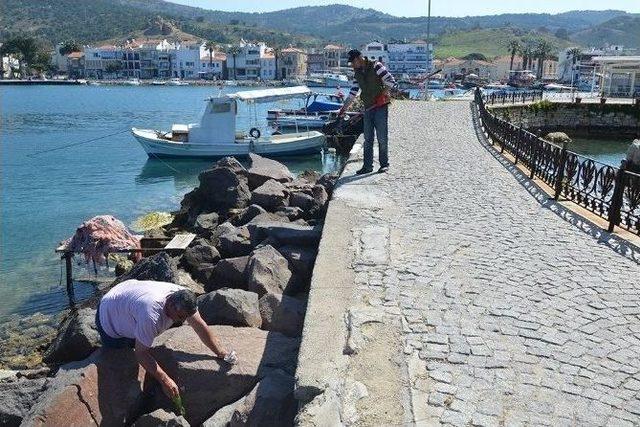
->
[362,104,389,169]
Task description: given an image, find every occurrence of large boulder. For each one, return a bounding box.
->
[289,191,315,212]
[218,226,254,258]
[296,170,321,185]
[278,245,317,282]
[194,212,220,237]
[133,409,190,427]
[203,369,295,427]
[147,326,300,426]
[247,222,322,247]
[206,256,250,292]
[259,293,306,337]
[197,164,251,214]
[42,308,100,365]
[183,244,220,270]
[317,173,338,196]
[22,349,144,426]
[0,377,47,427]
[627,139,640,172]
[275,206,304,221]
[197,288,262,328]
[230,205,267,227]
[250,180,288,211]
[246,154,294,189]
[246,245,292,297]
[247,212,290,225]
[115,252,179,284]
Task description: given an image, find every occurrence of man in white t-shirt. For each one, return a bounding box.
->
[96,279,237,400]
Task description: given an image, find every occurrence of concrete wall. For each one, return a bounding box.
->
[490,102,640,138]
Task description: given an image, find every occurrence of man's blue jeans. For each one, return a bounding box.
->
[95,304,135,349]
[362,104,389,170]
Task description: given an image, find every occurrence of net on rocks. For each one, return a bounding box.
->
[64,215,141,265]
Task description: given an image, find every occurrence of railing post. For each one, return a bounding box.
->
[513,125,520,164]
[529,133,539,179]
[608,160,628,232]
[554,141,568,200]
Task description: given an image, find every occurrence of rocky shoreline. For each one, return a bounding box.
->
[0,154,339,426]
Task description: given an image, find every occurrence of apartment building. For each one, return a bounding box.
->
[279,48,307,79]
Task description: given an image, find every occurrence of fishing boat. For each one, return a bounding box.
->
[167,78,189,86]
[305,73,350,87]
[151,80,167,86]
[131,86,326,158]
[508,70,536,88]
[123,78,141,86]
[267,93,343,120]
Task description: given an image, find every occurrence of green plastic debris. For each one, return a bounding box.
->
[171,394,186,417]
[131,212,173,232]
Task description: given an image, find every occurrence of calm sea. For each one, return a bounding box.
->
[0,85,340,323]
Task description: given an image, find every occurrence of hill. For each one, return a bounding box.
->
[434,28,574,59]
[571,14,640,47]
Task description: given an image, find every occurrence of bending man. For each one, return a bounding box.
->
[95,279,237,399]
[339,49,398,174]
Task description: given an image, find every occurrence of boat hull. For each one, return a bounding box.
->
[132,128,326,158]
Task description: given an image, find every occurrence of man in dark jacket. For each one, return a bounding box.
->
[338,49,398,174]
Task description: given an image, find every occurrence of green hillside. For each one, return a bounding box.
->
[435,28,575,59]
[571,14,640,47]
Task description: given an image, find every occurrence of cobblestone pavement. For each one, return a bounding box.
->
[348,101,640,426]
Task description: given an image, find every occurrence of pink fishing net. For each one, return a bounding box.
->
[64,215,141,265]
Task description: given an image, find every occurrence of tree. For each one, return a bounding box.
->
[520,40,536,71]
[205,41,216,69]
[273,47,282,80]
[534,39,556,79]
[555,28,569,40]
[507,39,521,71]
[0,36,41,77]
[227,45,241,80]
[462,53,488,61]
[59,40,82,56]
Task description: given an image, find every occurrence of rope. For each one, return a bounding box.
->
[147,150,183,174]
[27,128,131,157]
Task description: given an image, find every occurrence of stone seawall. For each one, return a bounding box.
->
[490,102,640,138]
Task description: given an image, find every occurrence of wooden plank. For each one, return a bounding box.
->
[164,233,196,250]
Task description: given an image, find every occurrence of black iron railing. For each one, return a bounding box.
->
[474,88,640,236]
[482,90,544,105]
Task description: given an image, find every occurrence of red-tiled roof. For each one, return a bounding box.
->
[324,44,344,50]
[67,52,84,59]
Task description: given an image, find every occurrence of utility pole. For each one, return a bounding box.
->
[424,0,432,100]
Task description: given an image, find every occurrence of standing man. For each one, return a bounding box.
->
[338,49,398,174]
[96,279,237,400]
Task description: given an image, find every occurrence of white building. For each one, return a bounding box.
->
[227,41,268,80]
[172,42,207,79]
[85,45,123,79]
[362,42,388,64]
[593,56,640,97]
[51,43,69,73]
[199,52,226,79]
[387,40,433,75]
[260,51,276,80]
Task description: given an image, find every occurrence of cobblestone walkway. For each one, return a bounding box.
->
[347,101,640,426]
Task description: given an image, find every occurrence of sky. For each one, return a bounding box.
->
[169,0,640,18]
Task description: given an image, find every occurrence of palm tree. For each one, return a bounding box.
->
[520,40,535,71]
[507,40,521,71]
[205,41,216,68]
[273,47,282,80]
[534,40,555,79]
[227,46,241,80]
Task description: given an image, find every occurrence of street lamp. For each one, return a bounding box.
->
[424,0,432,100]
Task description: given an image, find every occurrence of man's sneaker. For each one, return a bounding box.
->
[355,167,373,175]
[378,165,389,173]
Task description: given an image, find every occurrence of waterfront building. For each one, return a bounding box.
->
[260,50,276,80]
[279,48,308,80]
[593,56,640,97]
[85,45,122,79]
[387,40,433,75]
[362,41,388,64]
[200,52,226,79]
[307,50,325,74]
[323,44,347,70]
[493,55,558,81]
[1,54,20,78]
[51,43,69,74]
[172,41,207,79]
[66,51,85,79]
[226,41,269,80]
[441,57,497,80]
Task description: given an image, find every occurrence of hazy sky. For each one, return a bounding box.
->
[170,0,640,18]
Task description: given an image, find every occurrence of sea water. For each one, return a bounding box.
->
[0,85,340,323]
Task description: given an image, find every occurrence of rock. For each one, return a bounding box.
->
[224,370,295,426]
[209,222,237,246]
[197,288,262,328]
[627,139,640,172]
[247,212,290,225]
[246,153,294,189]
[289,191,315,211]
[276,206,304,221]
[42,307,100,365]
[183,244,221,271]
[201,398,243,427]
[147,326,300,426]
[230,204,266,227]
[297,170,321,185]
[197,162,251,214]
[115,258,134,276]
[215,157,247,176]
[247,222,322,247]
[544,132,572,144]
[194,212,220,236]
[22,349,144,426]
[259,293,306,337]
[0,377,47,427]
[133,409,190,427]
[317,173,339,195]
[115,252,179,284]
[175,269,205,295]
[218,226,254,258]
[246,245,292,297]
[206,256,249,292]
[250,180,288,211]
[312,185,328,208]
[277,245,317,282]
[141,228,169,249]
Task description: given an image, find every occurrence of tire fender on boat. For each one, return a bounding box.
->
[249,128,261,139]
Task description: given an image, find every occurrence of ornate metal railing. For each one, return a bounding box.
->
[474,88,640,236]
[482,90,544,105]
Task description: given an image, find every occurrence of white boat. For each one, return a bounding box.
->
[151,80,166,86]
[123,78,141,86]
[167,78,189,86]
[270,114,332,130]
[306,73,350,87]
[131,86,326,158]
